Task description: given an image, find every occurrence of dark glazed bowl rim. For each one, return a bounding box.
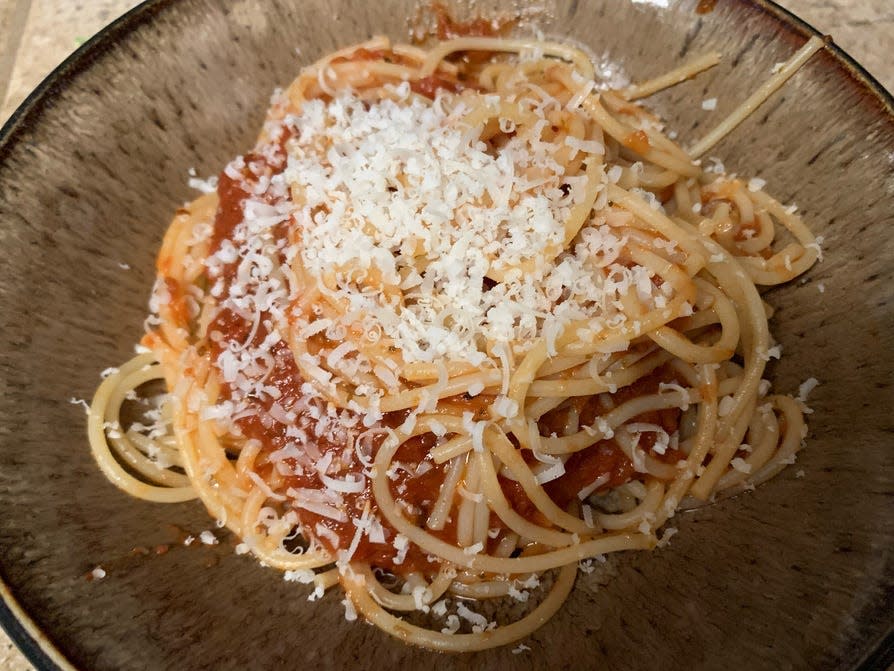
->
[0,1,891,669]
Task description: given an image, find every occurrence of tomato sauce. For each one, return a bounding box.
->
[545,440,635,509]
[331,48,390,64]
[163,277,191,327]
[522,364,686,516]
[431,2,505,40]
[410,75,465,98]
[496,439,635,528]
[209,171,249,255]
[623,129,651,155]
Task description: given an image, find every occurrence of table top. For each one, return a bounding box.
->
[0,0,891,669]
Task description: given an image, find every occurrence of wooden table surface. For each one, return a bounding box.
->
[0,0,891,669]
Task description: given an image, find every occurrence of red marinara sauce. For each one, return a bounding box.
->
[431,2,506,40]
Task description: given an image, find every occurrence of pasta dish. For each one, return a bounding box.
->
[87,22,823,651]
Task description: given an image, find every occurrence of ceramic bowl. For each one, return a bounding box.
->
[0,1,891,669]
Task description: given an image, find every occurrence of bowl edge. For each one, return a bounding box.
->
[0,1,891,669]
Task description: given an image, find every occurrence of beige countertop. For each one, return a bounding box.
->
[0,0,891,669]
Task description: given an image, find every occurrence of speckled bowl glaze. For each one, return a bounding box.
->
[0,1,891,669]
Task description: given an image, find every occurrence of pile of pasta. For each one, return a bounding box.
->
[89,32,822,651]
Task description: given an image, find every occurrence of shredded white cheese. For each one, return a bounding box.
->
[730,457,752,474]
[797,377,819,403]
[747,176,766,192]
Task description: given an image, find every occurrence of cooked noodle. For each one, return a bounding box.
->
[88,30,822,651]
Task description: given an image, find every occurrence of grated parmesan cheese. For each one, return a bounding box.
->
[717,396,736,418]
[392,533,410,565]
[657,527,677,548]
[456,602,494,633]
[341,598,358,622]
[797,377,819,403]
[747,177,766,192]
[69,397,90,414]
[730,457,752,474]
[463,542,485,555]
[441,614,461,635]
[284,569,317,584]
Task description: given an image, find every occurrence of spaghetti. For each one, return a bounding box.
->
[89,32,823,651]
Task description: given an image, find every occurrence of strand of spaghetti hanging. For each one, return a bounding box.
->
[689,36,825,157]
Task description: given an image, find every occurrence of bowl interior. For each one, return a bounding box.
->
[0,0,892,669]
